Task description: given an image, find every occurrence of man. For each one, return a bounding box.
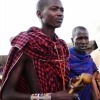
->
[91,22,100,99]
[1,0,79,100]
[68,26,98,100]
[91,23,100,72]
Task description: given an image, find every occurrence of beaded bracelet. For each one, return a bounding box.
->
[30,93,51,100]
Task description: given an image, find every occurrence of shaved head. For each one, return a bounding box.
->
[72,26,88,38]
[36,0,50,11]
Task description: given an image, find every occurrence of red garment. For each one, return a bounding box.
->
[1,27,70,94]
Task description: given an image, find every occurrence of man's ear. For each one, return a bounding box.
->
[71,38,74,45]
[36,10,42,18]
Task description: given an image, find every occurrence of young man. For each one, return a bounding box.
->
[1,0,80,99]
[68,26,98,100]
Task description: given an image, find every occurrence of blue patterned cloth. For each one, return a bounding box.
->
[69,47,98,100]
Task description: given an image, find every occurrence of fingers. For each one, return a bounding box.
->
[70,84,74,89]
[70,76,80,84]
[73,94,80,100]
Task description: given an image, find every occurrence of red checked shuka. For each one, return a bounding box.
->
[1,27,70,94]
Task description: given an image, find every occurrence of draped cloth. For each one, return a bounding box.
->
[69,47,98,100]
[91,48,100,72]
[91,49,100,99]
[1,27,70,94]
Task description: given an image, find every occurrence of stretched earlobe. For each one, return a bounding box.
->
[36,10,42,18]
[71,38,74,45]
[71,38,73,42]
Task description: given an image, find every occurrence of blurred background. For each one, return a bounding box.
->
[0,0,100,55]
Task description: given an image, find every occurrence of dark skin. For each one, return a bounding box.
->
[71,27,98,89]
[71,29,89,53]
[37,0,64,39]
[2,0,80,100]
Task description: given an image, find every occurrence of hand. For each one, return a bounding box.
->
[70,76,80,86]
[69,76,85,93]
[72,83,85,93]
[51,91,79,100]
[96,73,100,82]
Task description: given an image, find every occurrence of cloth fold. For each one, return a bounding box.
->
[69,47,98,100]
[1,27,70,94]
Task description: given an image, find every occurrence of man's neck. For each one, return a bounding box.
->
[41,28,55,40]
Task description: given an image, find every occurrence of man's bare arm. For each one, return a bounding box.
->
[2,54,31,100]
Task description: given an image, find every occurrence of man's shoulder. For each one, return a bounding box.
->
[10,31,29,50]
[59,39,68,47]
[91,49,99,56]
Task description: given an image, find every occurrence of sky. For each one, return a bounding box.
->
[0,0,100,55]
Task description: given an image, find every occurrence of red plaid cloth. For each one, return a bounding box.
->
[1,27,70,94]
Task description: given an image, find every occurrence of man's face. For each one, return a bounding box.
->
[72,30,89,52]
[41,0,64,28]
